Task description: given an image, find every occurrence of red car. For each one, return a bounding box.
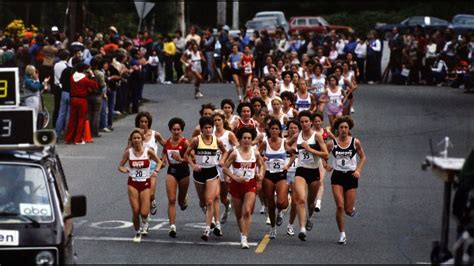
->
[289,16,354,34]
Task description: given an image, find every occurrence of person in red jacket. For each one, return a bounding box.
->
[65,63,99,144]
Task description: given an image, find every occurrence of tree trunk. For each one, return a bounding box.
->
[68,1,77,42]
[217,1,226,27]
[232,0,239,30]
[177,0,185,34]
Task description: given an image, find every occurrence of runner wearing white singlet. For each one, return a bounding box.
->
[213,110,239,224]
[258,119,295,239]
[132,112,165,217]
[287,111,329,241]
[118,129,163,242]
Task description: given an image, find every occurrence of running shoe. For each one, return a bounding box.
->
[338,234,347,245]
[315,200,321,212]
[259,206,265,214]
[150,199,157,215]
[220,202,231,224]
[350,107,355,114]
[265,215,271,225]
[169,225,177,238]
[241,239,250,249]
[287,225,295,236]
[133,231,142,243]
[348,207,356,217]
[194,92,199,99]
[213,223,223,237]
[140,223,149,236]
[276,211,284,226]
[211,217,216,229]
[298,231,306,241]
[305,217,313,231]
[269,227,277,239]
[180,194,189,211]
[201,228,210,241]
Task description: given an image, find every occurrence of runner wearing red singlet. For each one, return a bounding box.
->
[162,117,190,238]
[118,128,163,243]
[223,127,265,249]
[240,45,255,98]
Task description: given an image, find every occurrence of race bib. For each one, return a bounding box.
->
[244,65,252,74]
[299,150,314,164]
[197,155,217,167]
[167,150,180,164]
[267,159,285,173]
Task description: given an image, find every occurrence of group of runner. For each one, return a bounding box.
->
[118,69,366,248]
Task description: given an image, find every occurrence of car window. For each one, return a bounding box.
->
[407,17,425,26]
[431,18,447,25]
[317,17,330,26]
[453,16,474,25]
[0,163,53,222]
[297,18,307,26]
[308,18,321,26]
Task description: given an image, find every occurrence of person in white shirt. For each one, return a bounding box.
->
[354,37,367,83]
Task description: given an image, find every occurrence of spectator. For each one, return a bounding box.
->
[64,63,99,145]
[163,34,176,84]
[173,30,186,83]
[431,54,449,86]
[366,30,382,84]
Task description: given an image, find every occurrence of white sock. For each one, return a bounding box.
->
[340,231,346,237]
[205,225,211,231]
[300,227,306,234]
[241,235,247,242]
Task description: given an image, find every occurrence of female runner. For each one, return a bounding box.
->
[118,128,163,242]
[162,118,190,238]
[213,109,239,224]
[258,119,295,239]
[223,127,266,249]
[326,116,366,244]
[184,117,228,241]
[288,110,329,241]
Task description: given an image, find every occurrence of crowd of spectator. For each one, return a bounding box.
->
[0,21,473,143]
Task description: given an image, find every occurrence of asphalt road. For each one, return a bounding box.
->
[57,82,474,264]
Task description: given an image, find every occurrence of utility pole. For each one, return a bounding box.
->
[232,0,239,30]
[177,0,185,34]
[217,1,226,27]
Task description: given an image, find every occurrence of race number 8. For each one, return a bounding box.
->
[0,80,7,98]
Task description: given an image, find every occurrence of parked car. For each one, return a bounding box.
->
[254,11,289,33]
[375,16,449,40]
[449,14,474,36]
[289,16,354,35]
[245,17,279,36]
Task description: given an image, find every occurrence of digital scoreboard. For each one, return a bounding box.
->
[0,68,20,108]
[0,108,35,145]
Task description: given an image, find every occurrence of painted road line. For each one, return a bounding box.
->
[255,234,270,254]
[76,236,258,247]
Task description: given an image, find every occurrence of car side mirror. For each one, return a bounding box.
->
[65,195,87,220]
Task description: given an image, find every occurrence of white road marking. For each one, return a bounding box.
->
[76,236,258,247]
[90,220,134,229]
